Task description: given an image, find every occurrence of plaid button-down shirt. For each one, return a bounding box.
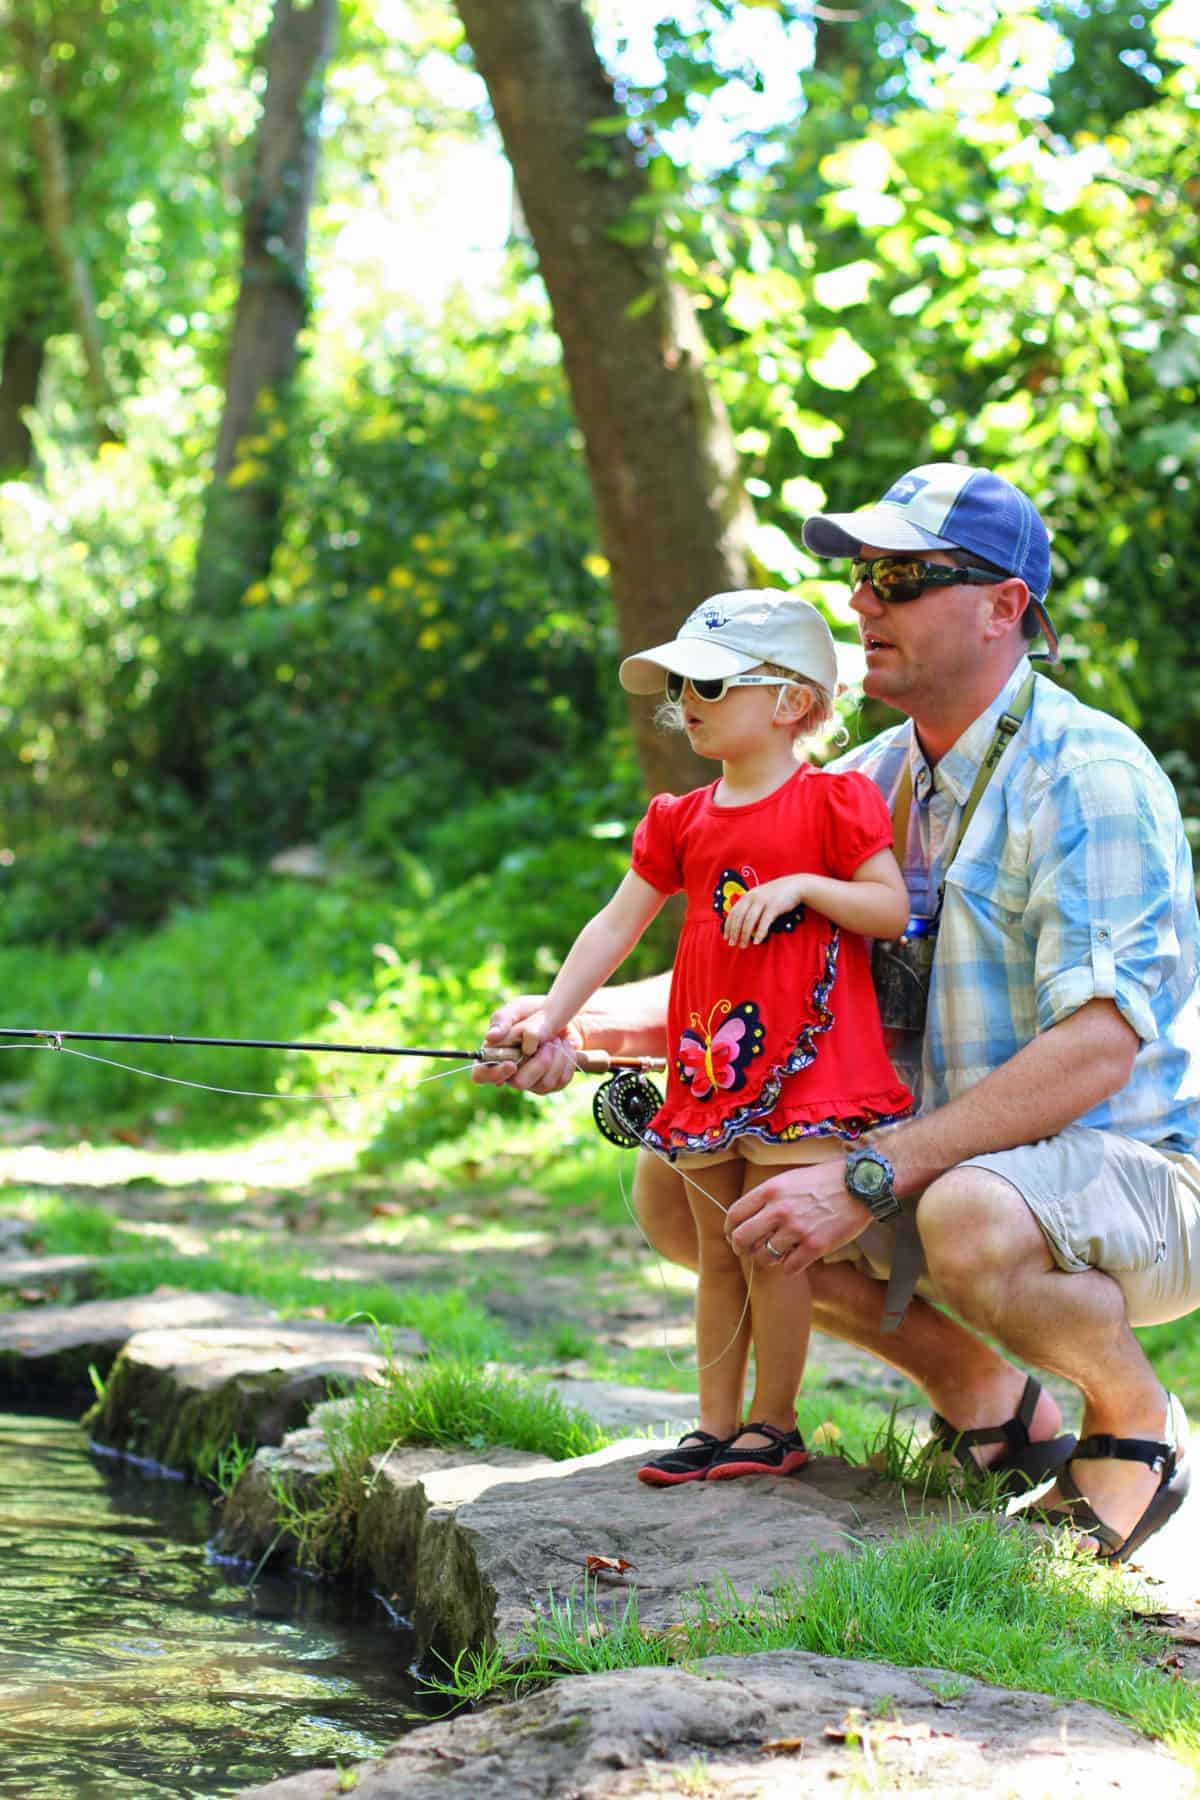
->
[833,658,1200,1152]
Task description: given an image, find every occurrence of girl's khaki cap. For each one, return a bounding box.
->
[619,590,838,696]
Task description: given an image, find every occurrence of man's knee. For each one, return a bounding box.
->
[918,1165,1052,1302]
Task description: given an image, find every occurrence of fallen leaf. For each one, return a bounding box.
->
[761,1736,805,1755]
[585,1554,637,1575]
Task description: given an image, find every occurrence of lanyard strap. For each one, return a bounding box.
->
[890,671,1036,904]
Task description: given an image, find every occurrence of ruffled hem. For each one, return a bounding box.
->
[650,1103,913,1158]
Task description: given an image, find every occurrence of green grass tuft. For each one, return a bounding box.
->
[268,1355,609,1576]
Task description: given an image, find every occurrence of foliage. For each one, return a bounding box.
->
[0,323,616,924]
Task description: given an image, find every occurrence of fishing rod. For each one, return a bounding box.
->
[0,1028,666,1148]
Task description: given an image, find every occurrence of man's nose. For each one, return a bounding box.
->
[849,577,883,618]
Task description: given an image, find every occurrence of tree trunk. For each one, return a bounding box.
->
[0,323,47,475]
[454,0,758,797]
[192,0,337,618]
[10,13,120,444]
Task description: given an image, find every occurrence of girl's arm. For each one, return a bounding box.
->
[519,871,668,1055]
[724,848,909,948]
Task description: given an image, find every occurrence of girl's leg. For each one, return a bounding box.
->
[684,1158,754,1440]
[732,1159,813,1451]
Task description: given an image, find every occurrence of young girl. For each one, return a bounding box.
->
[517,589,913,1486]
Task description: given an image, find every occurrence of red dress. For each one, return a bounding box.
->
[631,766,913,1157]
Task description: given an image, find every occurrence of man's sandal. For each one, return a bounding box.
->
[1037,1393,1191,1564]
[930,1375,1077,1498]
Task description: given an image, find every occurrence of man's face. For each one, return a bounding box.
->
[849,547,994,714]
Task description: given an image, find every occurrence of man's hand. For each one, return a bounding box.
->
[471,995,583,1094]
[724,1158,871,1269]
[723,876,807,949]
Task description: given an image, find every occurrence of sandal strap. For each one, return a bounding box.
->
[931,1375,1040,1457]
[739,1421,801,1447]
[1073,1433,1175,1478]
[1045,1463,1126,1555]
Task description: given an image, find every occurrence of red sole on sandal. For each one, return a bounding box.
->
[706,1449,810,1480]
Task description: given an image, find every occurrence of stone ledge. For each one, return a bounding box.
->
[0,1287,279,1411]
[232,1646,1198,1797]
[86,1317,423,1475]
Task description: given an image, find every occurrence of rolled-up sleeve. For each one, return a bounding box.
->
[1026,758,1171,1044]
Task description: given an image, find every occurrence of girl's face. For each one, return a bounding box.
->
[677,674,797,762]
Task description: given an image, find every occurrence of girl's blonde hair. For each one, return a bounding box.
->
[655,661,845,757]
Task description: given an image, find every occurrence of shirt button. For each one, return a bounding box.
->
[1095,927,1110,941]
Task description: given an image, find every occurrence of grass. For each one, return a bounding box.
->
[267,1354,610,1575]
[423,1513,1200,1752]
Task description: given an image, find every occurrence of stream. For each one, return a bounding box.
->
[0,1413,430,1799]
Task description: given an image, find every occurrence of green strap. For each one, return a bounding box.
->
[890,671,1036,904]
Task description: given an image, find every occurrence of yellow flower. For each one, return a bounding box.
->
[582,553,610,580]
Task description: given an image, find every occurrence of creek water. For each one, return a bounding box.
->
[0,1413,433,1799]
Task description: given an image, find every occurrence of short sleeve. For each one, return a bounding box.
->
[819,771,894,881]
[631,792,684,896]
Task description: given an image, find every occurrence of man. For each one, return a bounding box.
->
[479,463,1199,1561]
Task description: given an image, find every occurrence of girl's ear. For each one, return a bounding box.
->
[774,682,816,727]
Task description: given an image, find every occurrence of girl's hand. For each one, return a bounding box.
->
[472,996,583,1094]
[724,876,808,948]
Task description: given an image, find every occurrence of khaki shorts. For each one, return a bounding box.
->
[826,1126,1200,1329]
[673,1135,846,1172]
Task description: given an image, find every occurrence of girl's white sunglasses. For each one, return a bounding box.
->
[663,671,790,704]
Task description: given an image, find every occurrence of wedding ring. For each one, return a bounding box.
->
[765,1239,785,1260]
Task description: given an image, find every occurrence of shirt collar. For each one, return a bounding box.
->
[907,658,1033,806]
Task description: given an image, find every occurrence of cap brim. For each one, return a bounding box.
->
[802,507,957,559]
[619,640,761,695]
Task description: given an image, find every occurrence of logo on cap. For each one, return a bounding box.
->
[701,605,729,630]
[884,475,928,507]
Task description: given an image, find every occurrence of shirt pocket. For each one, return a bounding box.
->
[944,851,1029,926]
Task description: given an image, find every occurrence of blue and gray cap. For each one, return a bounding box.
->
[802,463,1058,660]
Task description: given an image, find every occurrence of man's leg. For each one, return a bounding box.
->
[632,1147,1066,1448]
[918,1166,1174,1543]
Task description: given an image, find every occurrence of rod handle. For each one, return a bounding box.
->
[476,1044,664,1075]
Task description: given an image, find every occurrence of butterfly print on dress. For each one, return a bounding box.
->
[677,999,766,1101]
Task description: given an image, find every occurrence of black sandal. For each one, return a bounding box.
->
[1037,1393,1190,1563]
[930,1375,1077,1498]
[705,1421,809,1481]
[636,1430,727,1487]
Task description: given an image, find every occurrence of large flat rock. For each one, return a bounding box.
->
[234,1647,1196,1797]
[0,1287,278,1410]
[87,1318,423,1476]
[413,1447,907,1662]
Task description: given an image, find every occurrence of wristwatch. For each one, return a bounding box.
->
[845,1142,901,1222]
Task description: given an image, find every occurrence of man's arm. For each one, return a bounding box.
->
[725,997,1138,1265]
[878,995,1137,1198]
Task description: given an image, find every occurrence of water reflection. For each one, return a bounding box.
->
[0,1414,426,1798]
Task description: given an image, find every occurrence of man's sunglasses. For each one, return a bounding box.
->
[851,556,1007,604]
[663,671,790,705]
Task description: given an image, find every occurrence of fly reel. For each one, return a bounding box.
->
[592,1069,664,1149]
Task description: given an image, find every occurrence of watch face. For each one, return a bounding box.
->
[856,1158,887,1195]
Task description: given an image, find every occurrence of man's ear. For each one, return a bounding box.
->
[983,576,1030,641]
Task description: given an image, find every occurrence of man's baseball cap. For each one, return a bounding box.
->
[802,463,1058,659]
[619,590,839,696]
